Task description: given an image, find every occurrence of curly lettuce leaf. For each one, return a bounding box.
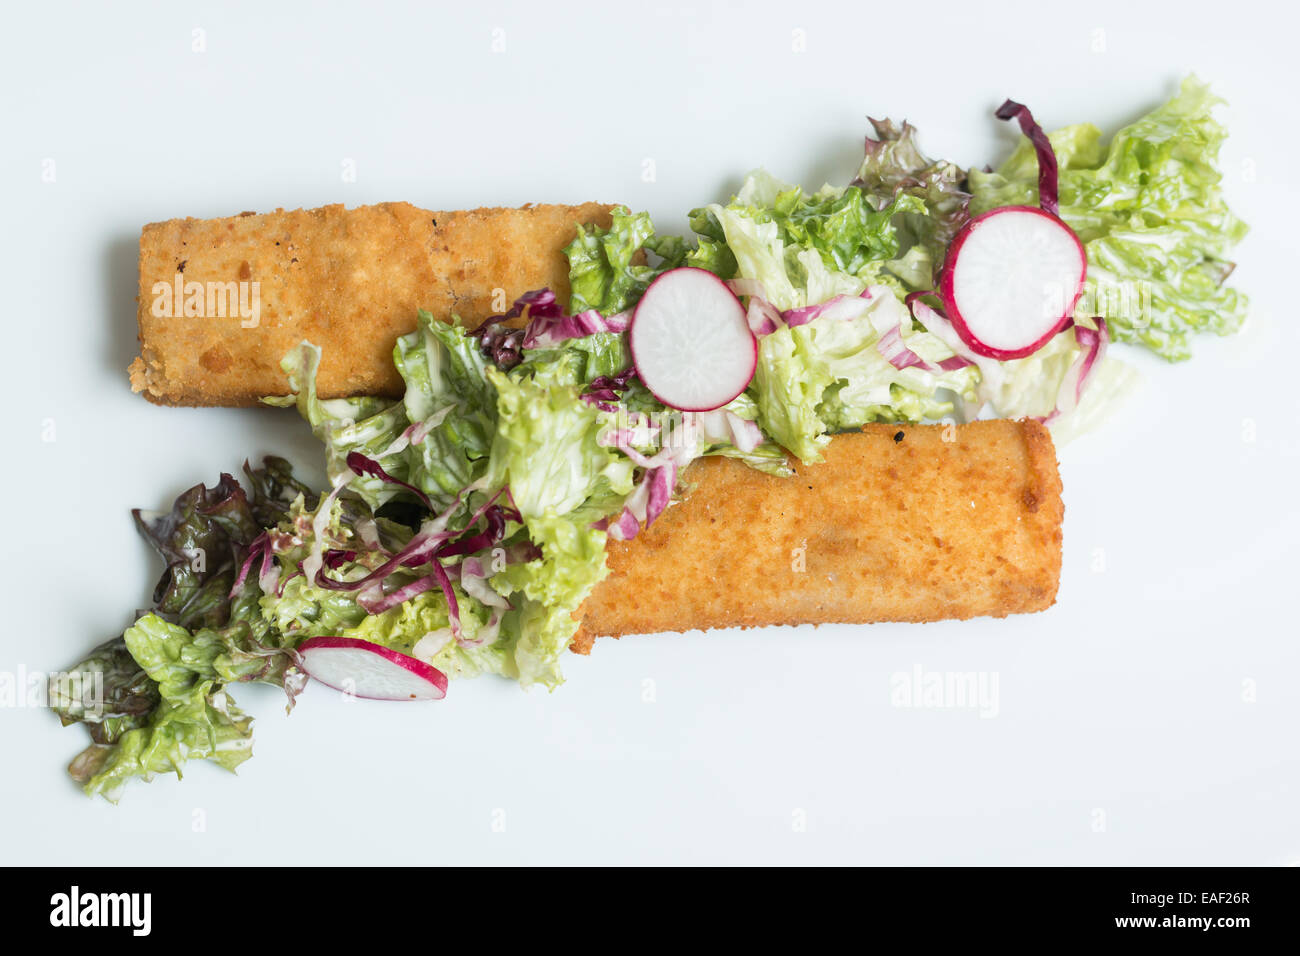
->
[817,309,978,429]
[267,314,501,515]
[700,172,925,310]
[751,323,836,462]
[263,570,369,641]
[124,615,301,695]
[67,614,303,801]
[131,473,262,630]
[56,461,313,800]
[70,679,254,803]
[851,118,972,289]
[50,636,158,746]
[565,206,708,315]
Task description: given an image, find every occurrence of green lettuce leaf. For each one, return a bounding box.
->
[69,679,254,803]
[485,364,634,520]
[697,172,925,310]
[393,315,497,509]
[479,360,639,687]
[751,323,836,462]
[512,331,631,386]
[67,614,302,801]
[493,511,611,689]
[817,306,978,429]
[263,567,369,640]
[751,288,978,463]
[264,341,412,506]
[565,206,707,315]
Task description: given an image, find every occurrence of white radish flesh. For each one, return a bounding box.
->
[630,267,757,412]
[939,206,1086,360]
[298,636,448,701]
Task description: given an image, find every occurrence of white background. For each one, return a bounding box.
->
[3,0,1297,865]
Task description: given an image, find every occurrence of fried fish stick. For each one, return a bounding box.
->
[130,201,618,406]
[571,420,1062,650]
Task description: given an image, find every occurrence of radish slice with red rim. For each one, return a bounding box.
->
[298,636,448,701]
[938,206,1086,360]
[630,267,757,412]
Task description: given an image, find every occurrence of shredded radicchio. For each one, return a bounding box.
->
[473,319,525,369]
[310,485,518,639]
[693,408,762,453]
[344,451,434,511]
[460,557,512,609]
[783,290,874,328]
[1041,319,1109,425]
[722,280,975,387]
[994,99,1060,217]
[471,288,630,369]
[229,531,282,600]
[875,325,930,372]
[582,366,640,411]
[724,283,875,337]
[596,414,711,542]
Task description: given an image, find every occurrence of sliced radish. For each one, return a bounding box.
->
[630,267,757,412]
[938,206,1086,360]
[298,636,448,701]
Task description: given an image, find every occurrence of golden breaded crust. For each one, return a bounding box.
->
[571,420,1063,652]
[130,202,617,406]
